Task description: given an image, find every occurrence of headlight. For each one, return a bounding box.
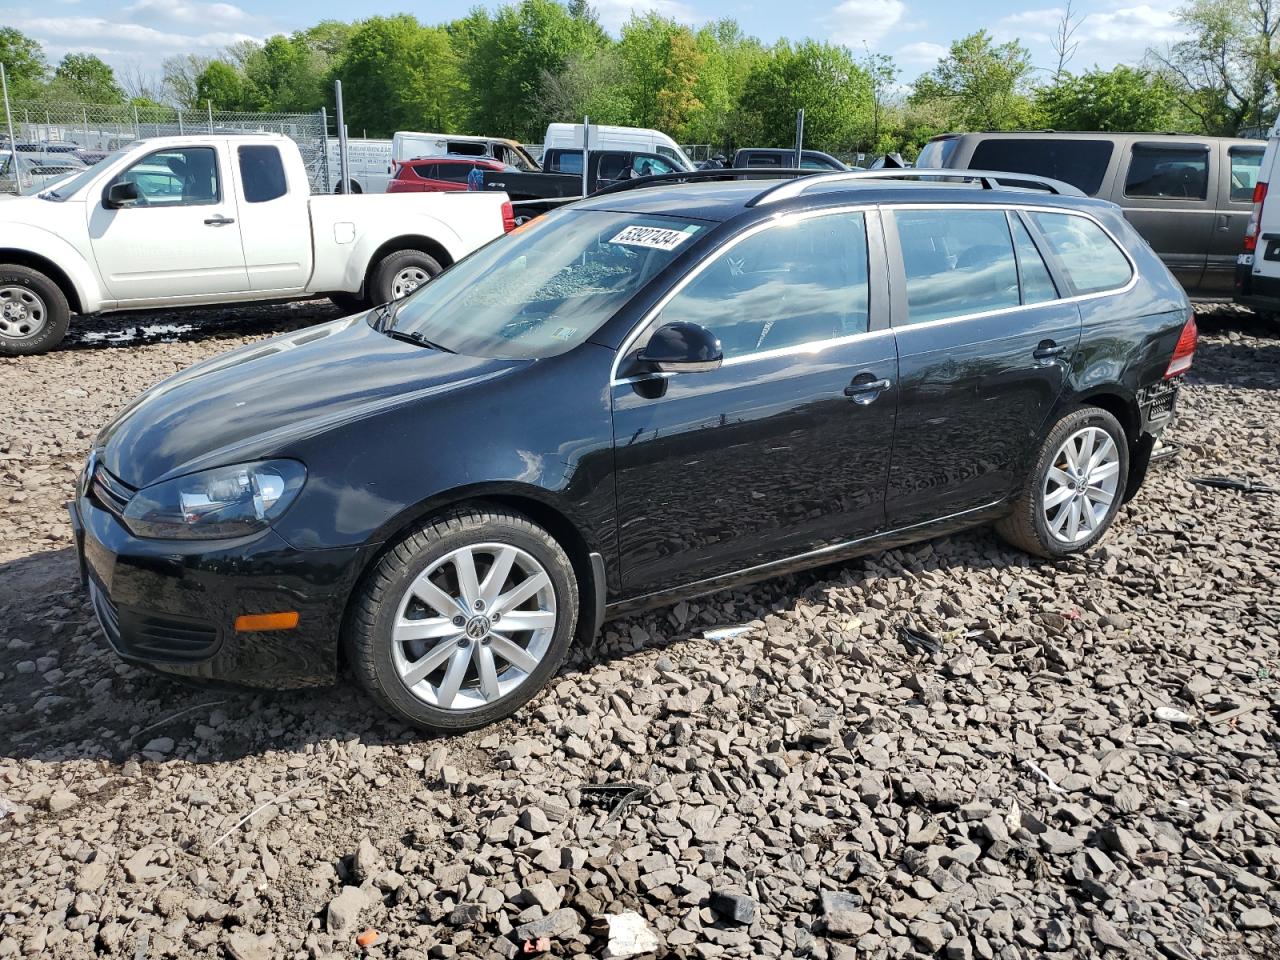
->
[122,460,306,540]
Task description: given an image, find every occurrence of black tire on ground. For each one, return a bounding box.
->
[0,264,71,356]
[995,406,1130,559]
[368,249,443,306]
[345,505,579,732]
[329,292,369,314]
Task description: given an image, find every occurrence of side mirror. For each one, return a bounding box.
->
[636,321,723,374]
[104,180,140,208]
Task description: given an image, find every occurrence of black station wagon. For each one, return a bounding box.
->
[70,169,1197,731]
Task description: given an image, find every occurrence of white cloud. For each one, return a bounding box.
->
[824,0,908,48]
[895,40,947,68]
[593,0,703,33]
[993,0,1187,71]
[124,0,254,28]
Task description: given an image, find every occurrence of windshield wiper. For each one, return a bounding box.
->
[376,300,455,353]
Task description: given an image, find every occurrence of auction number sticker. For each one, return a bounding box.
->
[609,225,696,251]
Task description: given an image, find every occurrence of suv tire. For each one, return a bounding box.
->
[0,264,71,356]
[369,250,443,305]
[346,506,578,732]
[996,406,1129,558]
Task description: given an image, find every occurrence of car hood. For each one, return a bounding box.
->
[99,313,521,489]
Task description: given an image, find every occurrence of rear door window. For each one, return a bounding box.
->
[1009,214,1058,304]
[1229,148,1263,203]
[893,208,1020,324]
[1028,211,1132,294]
[410,162,438,180]
[238,145,287,203]
[969,139,1114,195]
[434,163,472,184]
[1125,145,1209,200]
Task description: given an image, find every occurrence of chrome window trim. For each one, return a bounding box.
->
[609,203,876,385]
[886,203,1136,332]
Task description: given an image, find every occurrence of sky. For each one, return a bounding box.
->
[2,0,1190,86]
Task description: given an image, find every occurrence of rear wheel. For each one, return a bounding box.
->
[0,264,70,356]
[346,506,579,732]
[996,406,1129,558]
[369,250,443,305]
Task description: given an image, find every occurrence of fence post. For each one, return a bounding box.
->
[133,105,139,139]
[0,64,22,192]
[793,109,804,168]
[319,106,330,193]
[581,115,589,198]
[334,80,349,195]
[207,100,214,133]
[178,109,184,135]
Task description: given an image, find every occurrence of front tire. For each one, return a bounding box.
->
[996,406,1129,558]
[346,506,579,732]
[0,264,71,356]
[369,250,443,305]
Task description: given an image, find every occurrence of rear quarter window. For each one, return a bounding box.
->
[1028,211,1132,295]
[969,138,1114,196]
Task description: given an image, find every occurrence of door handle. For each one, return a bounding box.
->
[1216,214,1230,231]
[1033,341,1066,362]
[204,215,235,226]
[844,376,891,405]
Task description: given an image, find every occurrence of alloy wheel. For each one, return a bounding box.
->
[391,266,430,299]
[0,285,47,340]
[390,543,557,710]
[1042,426,1121,544]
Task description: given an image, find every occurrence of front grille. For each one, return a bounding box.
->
[119,610,220,661]
[1140,380,1180,421]
[90,467,134,518]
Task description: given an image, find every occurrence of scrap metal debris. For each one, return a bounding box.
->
[1191,476,1279,495]
[578,782,652,823]
[899,621,942,655]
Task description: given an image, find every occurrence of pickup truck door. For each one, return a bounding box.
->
[1114,140,1215,293]
[89,143,249,302]
[231,143,312,292]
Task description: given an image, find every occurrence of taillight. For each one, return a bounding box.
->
[1243,180,1267,253]
[501,201,516,234]
[1165,312,1197,378]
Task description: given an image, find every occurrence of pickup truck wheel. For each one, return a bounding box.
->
[371,250,443,304]
[0,265,70,356]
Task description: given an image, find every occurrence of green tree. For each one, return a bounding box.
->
[458,0,606,140]
[736,41,873,153]
[51,53,124,104]
[688,19,766,148]
[910,30,1035,131]
[244,34,327,111]
[1150,0,1278,134]
[654,29,705,139]
[195,60,250,111]
[0,28,48,99]
[162,54,211,109]
[336,15,460,136]
[616,15,707,137]
[1038,65,1184,131]
[535,47,632,124]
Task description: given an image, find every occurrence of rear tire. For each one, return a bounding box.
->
[0,264,70,356]
[346,506,579,732]
[995,406,1129,558]
[369,249,443,305]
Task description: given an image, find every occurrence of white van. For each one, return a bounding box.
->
[391,132,539,171]
[1234,125,1277,315]
[326,138,393,194]
[543,124,694,171]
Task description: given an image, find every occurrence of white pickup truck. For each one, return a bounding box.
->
[0,133,513,355]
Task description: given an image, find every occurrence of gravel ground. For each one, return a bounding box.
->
[1,303,1278,960]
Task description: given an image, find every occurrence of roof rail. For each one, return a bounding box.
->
[750,169,1086,205]
[588,167,816,198]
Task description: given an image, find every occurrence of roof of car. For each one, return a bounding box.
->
[933,130,1262,146]
[572,175,1112,222]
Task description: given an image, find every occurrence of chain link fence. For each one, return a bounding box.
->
[0,98,331,195]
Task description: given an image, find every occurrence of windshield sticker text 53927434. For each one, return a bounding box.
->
[609,225,696,251]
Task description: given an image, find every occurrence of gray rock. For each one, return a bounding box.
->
[327,886,368,937]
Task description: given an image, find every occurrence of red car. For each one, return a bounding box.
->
[387,156,505,193]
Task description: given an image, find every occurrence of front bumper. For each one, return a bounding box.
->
[69,492,371,689]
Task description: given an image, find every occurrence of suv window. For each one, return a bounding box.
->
[970,138,1114,195]
[658,211,870,360]
[1230,148,1263,203]
[115,147,219,206]
[410,162,438,180]
[894,208,1019,324]
[1125,145,1208,200]
[1010,215,1058,304]
[1028,211,1132,294]
[435,163,474,184]
[238,145,287,203]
